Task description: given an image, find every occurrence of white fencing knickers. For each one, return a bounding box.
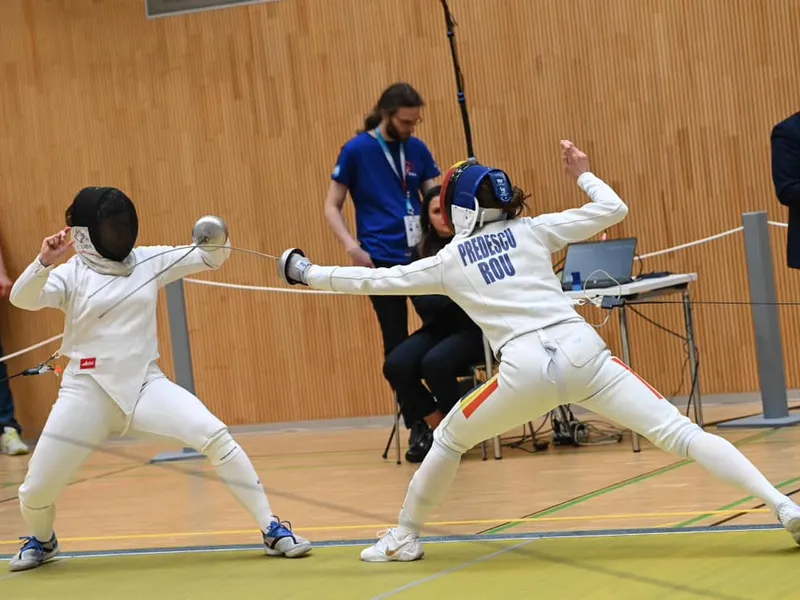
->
[18,361,274,541]
[397,319,789,533]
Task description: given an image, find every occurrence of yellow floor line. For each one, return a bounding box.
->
[0,508,774,546]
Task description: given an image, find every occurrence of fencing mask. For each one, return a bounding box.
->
[66,187,138,274]
[439,159,514,236]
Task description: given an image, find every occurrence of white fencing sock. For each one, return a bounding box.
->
[205,432,274,531]
[20,502,56,542]
[687,432,790,512]
[397,439,462,536]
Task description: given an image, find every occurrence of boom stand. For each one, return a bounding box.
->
[718,211,800,428]
[150,279,206,463]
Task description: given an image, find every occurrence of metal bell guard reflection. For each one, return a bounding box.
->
[192,215,228,248]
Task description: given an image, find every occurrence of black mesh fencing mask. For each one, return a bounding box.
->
[66,187,138,261]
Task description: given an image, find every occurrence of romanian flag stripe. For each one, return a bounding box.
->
[460,375,499,419]
[611,356,665,399]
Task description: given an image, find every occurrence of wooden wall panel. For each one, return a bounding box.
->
[1,0,800,435]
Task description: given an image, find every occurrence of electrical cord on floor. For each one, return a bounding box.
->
[501,413,553,453]
[548,404,625,447]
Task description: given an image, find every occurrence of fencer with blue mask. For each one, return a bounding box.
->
[8,187,311,572]
[279,140,800,562]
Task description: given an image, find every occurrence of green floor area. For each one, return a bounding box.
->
[0,528,796,599]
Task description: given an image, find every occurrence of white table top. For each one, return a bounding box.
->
[564,273,697,301]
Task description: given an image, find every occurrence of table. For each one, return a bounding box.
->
[481,273,701,457]
[564,273,702,452]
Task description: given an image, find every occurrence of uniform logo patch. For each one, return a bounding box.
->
[80,358,96,370]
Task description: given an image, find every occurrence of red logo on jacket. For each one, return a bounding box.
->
[79,358,96,370]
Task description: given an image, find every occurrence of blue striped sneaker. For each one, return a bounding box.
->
[262,518,311,558]
[8,534,60,572]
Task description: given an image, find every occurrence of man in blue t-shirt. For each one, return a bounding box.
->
[323,83,440,446]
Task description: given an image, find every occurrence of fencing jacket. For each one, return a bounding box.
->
[10,242,231,414]
[305,172,628,356]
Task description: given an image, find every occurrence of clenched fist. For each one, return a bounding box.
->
[560,140,591,179]
[39,227,74,267]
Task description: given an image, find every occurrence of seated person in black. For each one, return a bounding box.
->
[383,186,485,463]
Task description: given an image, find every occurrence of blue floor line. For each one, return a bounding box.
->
[0,522,786,561]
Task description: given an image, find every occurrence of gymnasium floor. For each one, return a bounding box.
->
[0,400,798,599]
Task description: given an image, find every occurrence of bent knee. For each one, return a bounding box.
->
[383,356,418,384]
[201,429,242,466]
[19,479,56,510]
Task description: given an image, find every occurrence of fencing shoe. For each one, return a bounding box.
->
[776,500,800,544]
[360,528,424,562]
[263,518,312,558]
[8,534,60,572]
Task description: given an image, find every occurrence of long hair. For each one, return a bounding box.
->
[475,178,530,218]
[359,82,425,133]
[417,185,451,258]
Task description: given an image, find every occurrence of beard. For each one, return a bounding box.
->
[386,119,411,141]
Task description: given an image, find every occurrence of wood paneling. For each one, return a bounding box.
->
[1,0,799,434]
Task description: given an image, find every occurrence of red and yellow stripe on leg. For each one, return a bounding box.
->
[611,357,665,399]
[460,374,499,419]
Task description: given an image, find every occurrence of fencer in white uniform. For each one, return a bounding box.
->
[279,141,800,562]
[8,187,311,571]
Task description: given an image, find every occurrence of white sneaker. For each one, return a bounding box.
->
[360,528,424,563]
[1,427,29,455]
[776,500,800,544]
[8,535,60,572]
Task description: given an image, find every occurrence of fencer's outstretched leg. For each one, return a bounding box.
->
[129,372,311,557]
[582,356,800,543]
[362,370,541,563]
[360,438,460,562]
[10,376,121,571]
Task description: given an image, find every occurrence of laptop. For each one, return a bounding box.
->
[560,238,637,291]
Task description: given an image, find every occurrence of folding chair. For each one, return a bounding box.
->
[382,363,497,464]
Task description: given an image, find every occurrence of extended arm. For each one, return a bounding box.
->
[144,240,232,288]
[527,172,629,253]
[279,249,446,296]
[9,258,71,311]
[771,121,800,208]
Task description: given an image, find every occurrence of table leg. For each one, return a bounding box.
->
[619,305,641,453]
[682,289,704,428]
[483,335,503,460]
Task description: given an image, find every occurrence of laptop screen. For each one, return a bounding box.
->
[561,238,637,285]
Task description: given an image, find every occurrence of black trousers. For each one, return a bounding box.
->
[382,327,485,426]
[366,259,423,428]
[367,293,416,428]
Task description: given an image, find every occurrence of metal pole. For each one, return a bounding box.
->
[682,290,704,428]
[483,336,502,459]
[150,279,205,463]
[618,305,641,452]
[719,211,800,428]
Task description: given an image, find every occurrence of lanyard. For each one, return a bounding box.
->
[374,128,414,215]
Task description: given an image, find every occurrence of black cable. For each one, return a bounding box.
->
[635,299,800,307]
[440,0,475,159]
[627,306,700,418]
[627,305,687,342]
[0,372,26,384]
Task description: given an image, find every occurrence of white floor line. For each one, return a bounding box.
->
[369,539,537,600]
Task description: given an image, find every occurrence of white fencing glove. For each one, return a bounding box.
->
[278,248,313,286]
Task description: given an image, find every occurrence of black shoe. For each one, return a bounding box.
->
[407,421,428,447]
[405,427,433,463]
